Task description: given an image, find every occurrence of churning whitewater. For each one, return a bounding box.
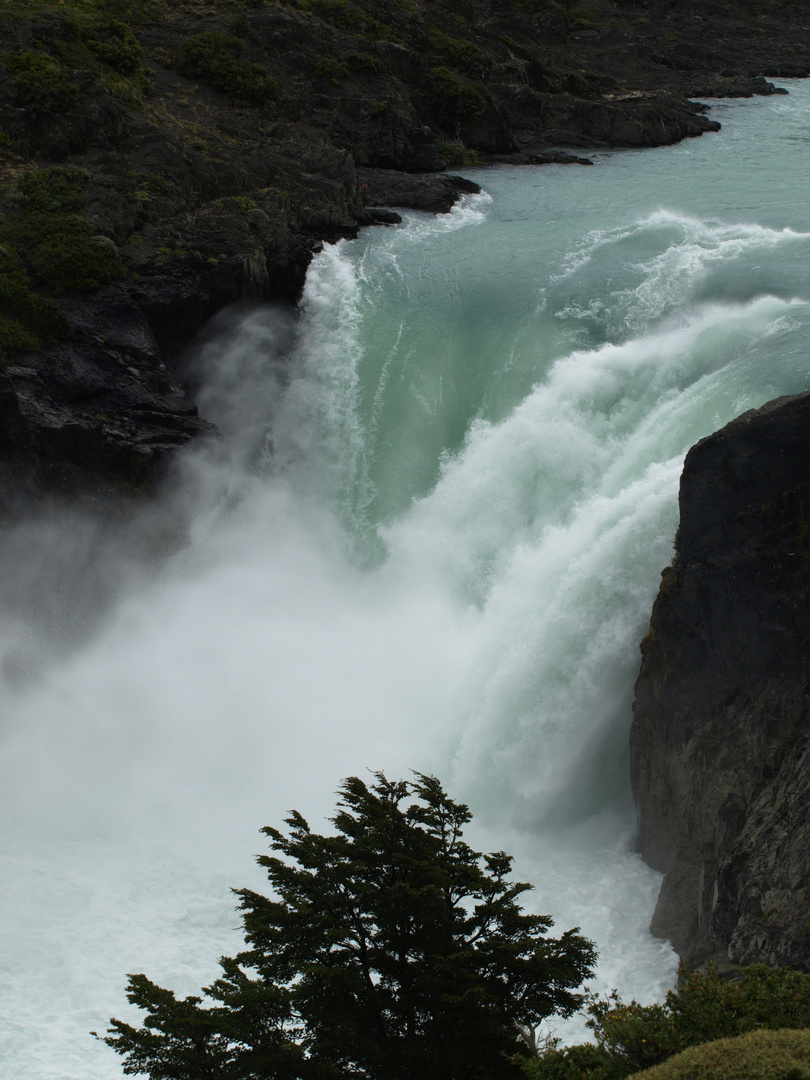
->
[2,82,810,1080]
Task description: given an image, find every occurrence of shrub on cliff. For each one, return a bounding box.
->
[0,167,123,356]
[1,168,124,297]
[424,65,493,124]
[635,1028,810,1080]
[306,0,395,41]
[86,19,144,75]
[588,964,810,1072]
[527,964,810,1079]
[0,253,67,361]
[178,31,278,102]
[3,51,82,114]
[97,773,596,1080]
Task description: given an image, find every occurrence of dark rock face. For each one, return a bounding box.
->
[0,285,216,506]
[631,393,810,970]
[357,169,481,214]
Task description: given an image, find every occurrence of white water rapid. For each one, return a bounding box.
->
[2,82,810,1079]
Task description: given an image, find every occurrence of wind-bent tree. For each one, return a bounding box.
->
[99,773,595,1080]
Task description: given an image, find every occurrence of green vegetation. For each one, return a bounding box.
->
[434,138,483,166]
[306,0,396,41]
[428,27,479,67]
[227,12,250,37]
[85,19,144,75]
[3,5,153,114]
[639,1028,810,1080]
[0,166,125,359]
[98,773,596,1080]
[425,65,493,122]
[311,49,387,85]
[178,30,279,102]
[313,56,349,83]
[3,51,82,114]
[346,50,385,73]
[526,965,810,1080]
[232,195,259,214]
[0,252,67,360]
[2,168,124,297]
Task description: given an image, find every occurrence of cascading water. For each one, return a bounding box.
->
[1,82,810,1080]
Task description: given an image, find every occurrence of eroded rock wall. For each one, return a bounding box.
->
[631,393,810,970]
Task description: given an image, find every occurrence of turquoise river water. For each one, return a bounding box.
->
[1,80,809,1079]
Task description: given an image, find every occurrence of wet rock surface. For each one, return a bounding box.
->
[357,168,481,213]
[631,393,810,971]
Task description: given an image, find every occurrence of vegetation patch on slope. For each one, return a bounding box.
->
[636,1028,810,1080]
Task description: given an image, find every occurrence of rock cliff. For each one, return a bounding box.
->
[631,392,810,971]
[1,0,809,503]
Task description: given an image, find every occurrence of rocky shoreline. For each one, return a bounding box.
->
[0,0,808,503]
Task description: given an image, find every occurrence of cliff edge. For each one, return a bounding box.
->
[631,392,810,971]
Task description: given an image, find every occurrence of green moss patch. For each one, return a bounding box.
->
[424,65,493,122]
[428,28,479,67]
[178,31,278,102]
[3,51,83,114]
[637,1028,810,1080]
[0,252,68,359]
[85,19,144,75]
[306,0,396,41]
[0,167,125,359]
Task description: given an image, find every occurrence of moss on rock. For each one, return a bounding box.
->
[635,1028,810,1080]
[177,31,278,102]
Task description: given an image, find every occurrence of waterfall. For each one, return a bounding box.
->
[2,81,810,1080]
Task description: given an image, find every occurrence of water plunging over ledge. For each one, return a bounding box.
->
[2,81,810,1079]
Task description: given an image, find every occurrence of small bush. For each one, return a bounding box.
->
[0,253,68,360]
[227,12,250,36]
[434,139,483,166]
[178,31,278,103]
[313,57,349,82]
[1,168,124,299]
[425,65,492,122]
[428,28,479,66]
[307,0,394,40]
[519,1040,624,1080]
[26,230,124,295]
[232,195,258,213]
[582,964,810,1077]
[346,50,384,73]
[15,167,88,215]
[526,965,810,1080]
[3,51,82,114]
[87,20,144,75]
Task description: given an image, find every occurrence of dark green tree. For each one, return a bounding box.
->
[99,773,596,1080]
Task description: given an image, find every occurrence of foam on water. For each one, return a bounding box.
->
[2,83,810,1078]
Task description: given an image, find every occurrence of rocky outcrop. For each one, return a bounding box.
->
[357,169,481,213]
[631,393,810,971]
[0,285,217,508]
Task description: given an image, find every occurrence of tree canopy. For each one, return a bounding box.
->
[99,773,596,1080]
